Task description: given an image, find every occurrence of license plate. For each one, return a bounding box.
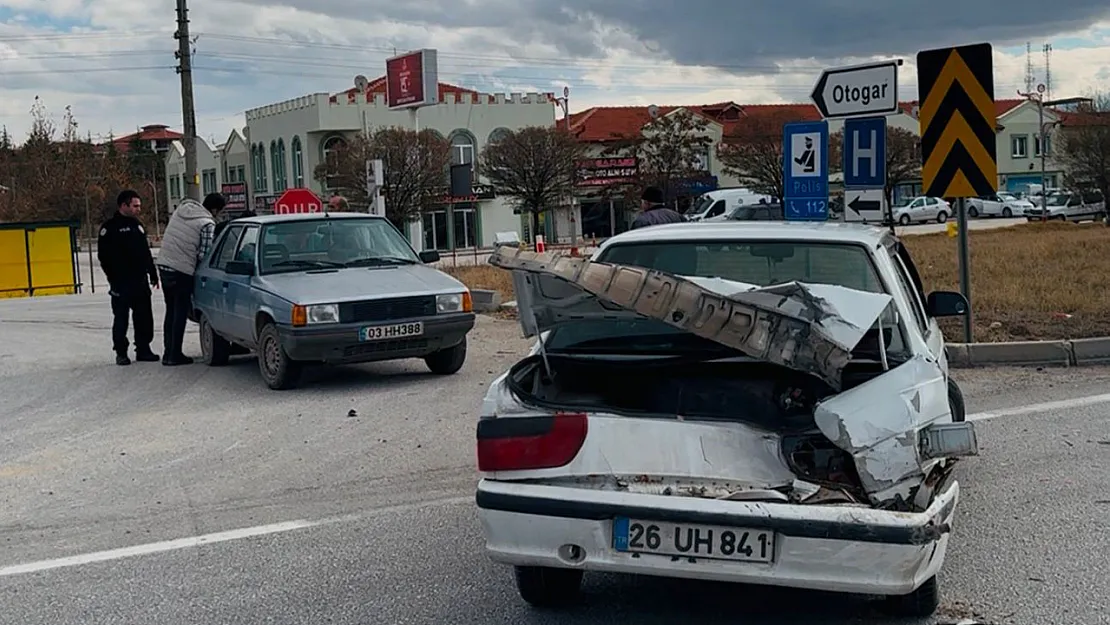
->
[613,518,774,563]
[359,322,423,341]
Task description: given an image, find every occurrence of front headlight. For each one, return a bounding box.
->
[436,292,472,313]
[305,303,339,324]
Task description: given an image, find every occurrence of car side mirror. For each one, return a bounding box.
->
[926,291,968,317]
[419,250,440,263]
[225,260,255,276]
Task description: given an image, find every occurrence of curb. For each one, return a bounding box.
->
[947,337,1110,368]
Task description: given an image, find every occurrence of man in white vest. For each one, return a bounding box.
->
[156,193,221,365]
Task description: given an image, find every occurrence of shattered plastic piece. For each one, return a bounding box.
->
[489,246,893,390]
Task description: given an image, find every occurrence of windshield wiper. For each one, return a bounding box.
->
[344,256,418,267]
[271,259,345,269]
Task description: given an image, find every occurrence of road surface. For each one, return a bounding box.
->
[1,293,1107,624]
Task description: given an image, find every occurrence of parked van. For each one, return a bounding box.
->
[685,188,776,221]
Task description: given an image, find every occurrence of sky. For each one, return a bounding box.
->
[1,0,1109,146]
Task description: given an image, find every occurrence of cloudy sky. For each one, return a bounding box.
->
[1,0,1109,145]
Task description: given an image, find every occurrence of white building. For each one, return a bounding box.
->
[164,137,223,214]
[241,77,557,250]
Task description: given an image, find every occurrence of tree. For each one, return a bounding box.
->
[313,127,451,227]
[829,126,921,208]
[601,109,713,203]
[479,126,586,239]
[716,109,802,201]
[1056,92,1110,220]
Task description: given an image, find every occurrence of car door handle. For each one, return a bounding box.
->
[199,277,207,286]
[222,281,230,288]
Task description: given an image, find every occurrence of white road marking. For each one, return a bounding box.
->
[967,391,1110,422]
[0,495,472,578]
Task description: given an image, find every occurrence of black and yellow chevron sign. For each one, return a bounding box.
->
[916,43,998,198]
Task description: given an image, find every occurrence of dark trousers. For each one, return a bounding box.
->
[110,286,154,354]
[159,267,195,359]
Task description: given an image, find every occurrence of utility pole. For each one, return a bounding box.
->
[174,0,200,201]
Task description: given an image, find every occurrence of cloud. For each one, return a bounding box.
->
[0,0,1108,145]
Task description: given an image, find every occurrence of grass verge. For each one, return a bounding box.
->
[446,221,1110,342]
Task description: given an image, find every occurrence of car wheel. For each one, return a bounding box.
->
[514,566,583,608]
[257,322,302,390]
[967,206,978,218]
[936,211,948,223]
[947,377,966,423]
[1002,207,1012,217]
[1057,214,1067,221]
[199,314,231,367]
[424,336,467,375]
[898,214,911,225]
[880,575,939,618]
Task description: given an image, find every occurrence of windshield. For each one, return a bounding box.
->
[998,193,1017,202]
[546,240,903,355]
[685,196,714,215]
[1044,192,1069,207]
[259,217,419,274]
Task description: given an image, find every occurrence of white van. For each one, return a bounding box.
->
[685,188,776,221]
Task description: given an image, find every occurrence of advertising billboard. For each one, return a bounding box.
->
[386,49,439,109]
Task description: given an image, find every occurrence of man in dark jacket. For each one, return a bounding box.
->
[631,186,685,229]
[98,189,159,365]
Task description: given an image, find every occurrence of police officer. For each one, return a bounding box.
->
[98,189,159,366]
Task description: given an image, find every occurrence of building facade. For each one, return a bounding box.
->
[994,99,1064,194]
[240,77,557,250]
[163,137,224,214]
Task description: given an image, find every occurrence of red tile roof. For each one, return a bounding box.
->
[329,75,554,104]
[112,124,182,144]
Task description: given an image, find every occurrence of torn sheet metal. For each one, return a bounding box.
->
[814,355,977,505]
[489,246,893,390]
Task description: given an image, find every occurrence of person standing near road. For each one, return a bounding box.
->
[156,192,221,366]
[630,186,685,229]
[98,190,160,366]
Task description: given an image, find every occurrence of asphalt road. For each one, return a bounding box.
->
[2,294,1109,625]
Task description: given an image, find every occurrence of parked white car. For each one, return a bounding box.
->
[685,188,776,221]
[967,192,1035,218]
[478,222,979,618]
[1025,190,1106,222]
[890,196,952,225]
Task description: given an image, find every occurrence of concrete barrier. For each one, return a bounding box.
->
[947,340,1073,367]
[1070,337,1110,365]
[470,289,502,313]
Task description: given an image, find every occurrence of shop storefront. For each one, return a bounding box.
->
[420,184,495,251]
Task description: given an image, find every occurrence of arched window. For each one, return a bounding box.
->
[256,142,268,192]
[270,140,280,192]
[321,135,347,192]
[449,130,476,169]
[290,136,304,188]
[488,127,512,145]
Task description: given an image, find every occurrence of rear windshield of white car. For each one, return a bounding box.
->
[258,218,418,274]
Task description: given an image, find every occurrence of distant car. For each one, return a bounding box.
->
[191,212,475,390]
[704,202,784,222]
[478,221,979,618]
[1025,190,1106,222]
[967,192,1035,218]
[685,188,777,221]
[889,196,951,225]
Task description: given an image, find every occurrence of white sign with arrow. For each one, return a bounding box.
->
[843,188,887,223]
[811,60,900,119]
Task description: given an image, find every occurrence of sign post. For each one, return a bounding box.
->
[274,188,323,215]
[810,61,900,119]
[782,121,830,221]
[917,42,997,343]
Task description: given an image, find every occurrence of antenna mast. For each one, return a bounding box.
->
[1024,42,1035,94]
[1043,43,1053,103]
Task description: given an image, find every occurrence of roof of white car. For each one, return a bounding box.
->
[235,212,383,225]
[601,221,893,248]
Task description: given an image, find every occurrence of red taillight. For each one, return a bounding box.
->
[476,412,588,472]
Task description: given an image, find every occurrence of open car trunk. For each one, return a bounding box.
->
[487,246,979,512]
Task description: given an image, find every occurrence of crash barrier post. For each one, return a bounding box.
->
[0,220,82,299]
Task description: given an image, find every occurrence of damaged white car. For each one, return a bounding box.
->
[475,222,979,617]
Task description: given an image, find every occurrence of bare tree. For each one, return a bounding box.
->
[314,127,451,227]
[601,109,713,204]
[1056,92,1110,221]
[829,126,921,206]
[716,108,800,201]
[479,125,585,239]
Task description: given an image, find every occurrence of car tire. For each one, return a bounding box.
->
[936,211,948,223]
[199,314,231,367]
[514,566,583,608]
[968,206,979,218]
[424,336,467,375]
[257,322,302,390]
[880,575,940,618]
[899,214,911,225]
[1056,215,1067,221]
[947,377,966,422]
[1002,207,1012,217]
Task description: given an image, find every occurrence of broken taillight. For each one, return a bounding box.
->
[476,412,588,472]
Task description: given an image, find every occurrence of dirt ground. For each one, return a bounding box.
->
[446,221,1110,342]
